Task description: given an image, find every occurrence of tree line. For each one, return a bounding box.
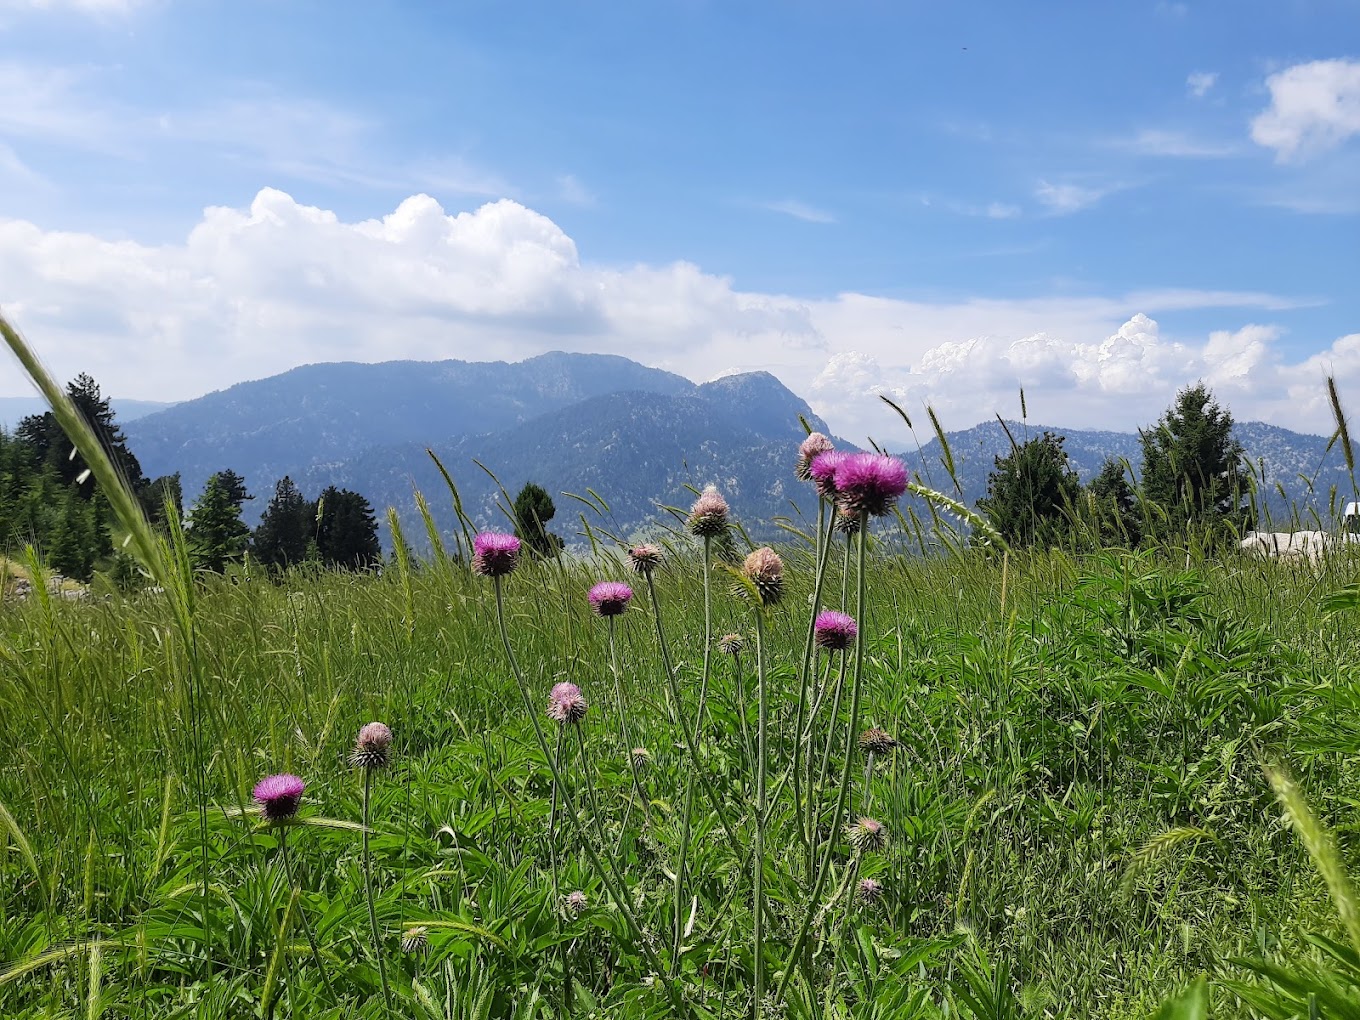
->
[0,373,379,582]
[976,382,1255,549]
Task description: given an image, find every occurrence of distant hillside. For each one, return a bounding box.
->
[125,352,695,510]
[124,353,830,542]
[0,397,174,430]
[117,350,1351,551]
[899,419,1350,525]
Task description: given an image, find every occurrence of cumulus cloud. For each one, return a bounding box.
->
[0,188,1347,445]
[1251,59,1360,162]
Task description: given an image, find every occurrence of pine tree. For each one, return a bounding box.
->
[1139,383,1252,540]
[17,374,146,494]
[253,476,314,569]
[188,472,251,572]
[977,431,1082,548]
[513,482,564,558]
[315,487,381,570]
[1086,457,1142,548]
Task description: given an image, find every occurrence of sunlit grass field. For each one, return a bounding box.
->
[2,532,1359,1018]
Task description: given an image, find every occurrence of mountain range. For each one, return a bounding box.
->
[119,352,1352,549]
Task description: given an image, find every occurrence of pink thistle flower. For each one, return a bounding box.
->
[547,682,588,724]
[809,450,849,500]
[471,532,521,578]
[795,433,834,481]
[350,721,393,770]
[831,453,909,519]
[587,581,634,617]
[687,485,730,538]
[253,773,305,822]
[565,890,588,915]
[813,610,858,651]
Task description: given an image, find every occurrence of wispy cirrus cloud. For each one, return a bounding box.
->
[1112,128,1241,158]
[1033,179,1126,215]
[759,198,837,224]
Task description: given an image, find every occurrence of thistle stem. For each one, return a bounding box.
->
[493,577,686,1017]
[361,770,393,1016]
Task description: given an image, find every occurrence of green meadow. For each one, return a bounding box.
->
[2,533,1359,1018]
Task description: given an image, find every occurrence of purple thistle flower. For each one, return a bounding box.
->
[253,773,305,822]
[547,682,588,724]
[795,432,834,481]
[471,532,521,578]
[809,450,849,500]
[587,581,634,617]
[687,485,730,538]
[814,610,858,651]
[831,453,909,519]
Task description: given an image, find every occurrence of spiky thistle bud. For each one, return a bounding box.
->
[565,890,588,916]
[857,878,884,904]
[401,926,429,954]
[630,747,653,769]
[796,433,834,481]
[628,544,662,574]
[350,721,393,771]
[717,633,745,656]
[859,728,897,756]
[687,485,730,538]
[846,816,888,854]
[740,547,784,607]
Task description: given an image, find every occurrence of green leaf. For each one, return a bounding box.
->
[1150,976,1208,1020]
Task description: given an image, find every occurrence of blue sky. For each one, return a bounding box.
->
[0,0,1357,438]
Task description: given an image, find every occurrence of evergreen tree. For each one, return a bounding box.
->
[253,476,314,569]
[977,431,1082,548]
[1085,457,1142,548]
[1139,383,1252,540]
[188,472,251,572]
[16,373,146,494]
[215,469,252,508]
[142,473,183,527]
[315,487,381,569]
[48,495,96,579]
[512,482,564,558]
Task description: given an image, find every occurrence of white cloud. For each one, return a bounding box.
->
[0,188,1345,445]
[1034,179,1121,215]
[1187,71,1218,99]
[1251,58,1360,162]
[0,0,144,12]
[1114,128,1239,158]
[760,199,837,224]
